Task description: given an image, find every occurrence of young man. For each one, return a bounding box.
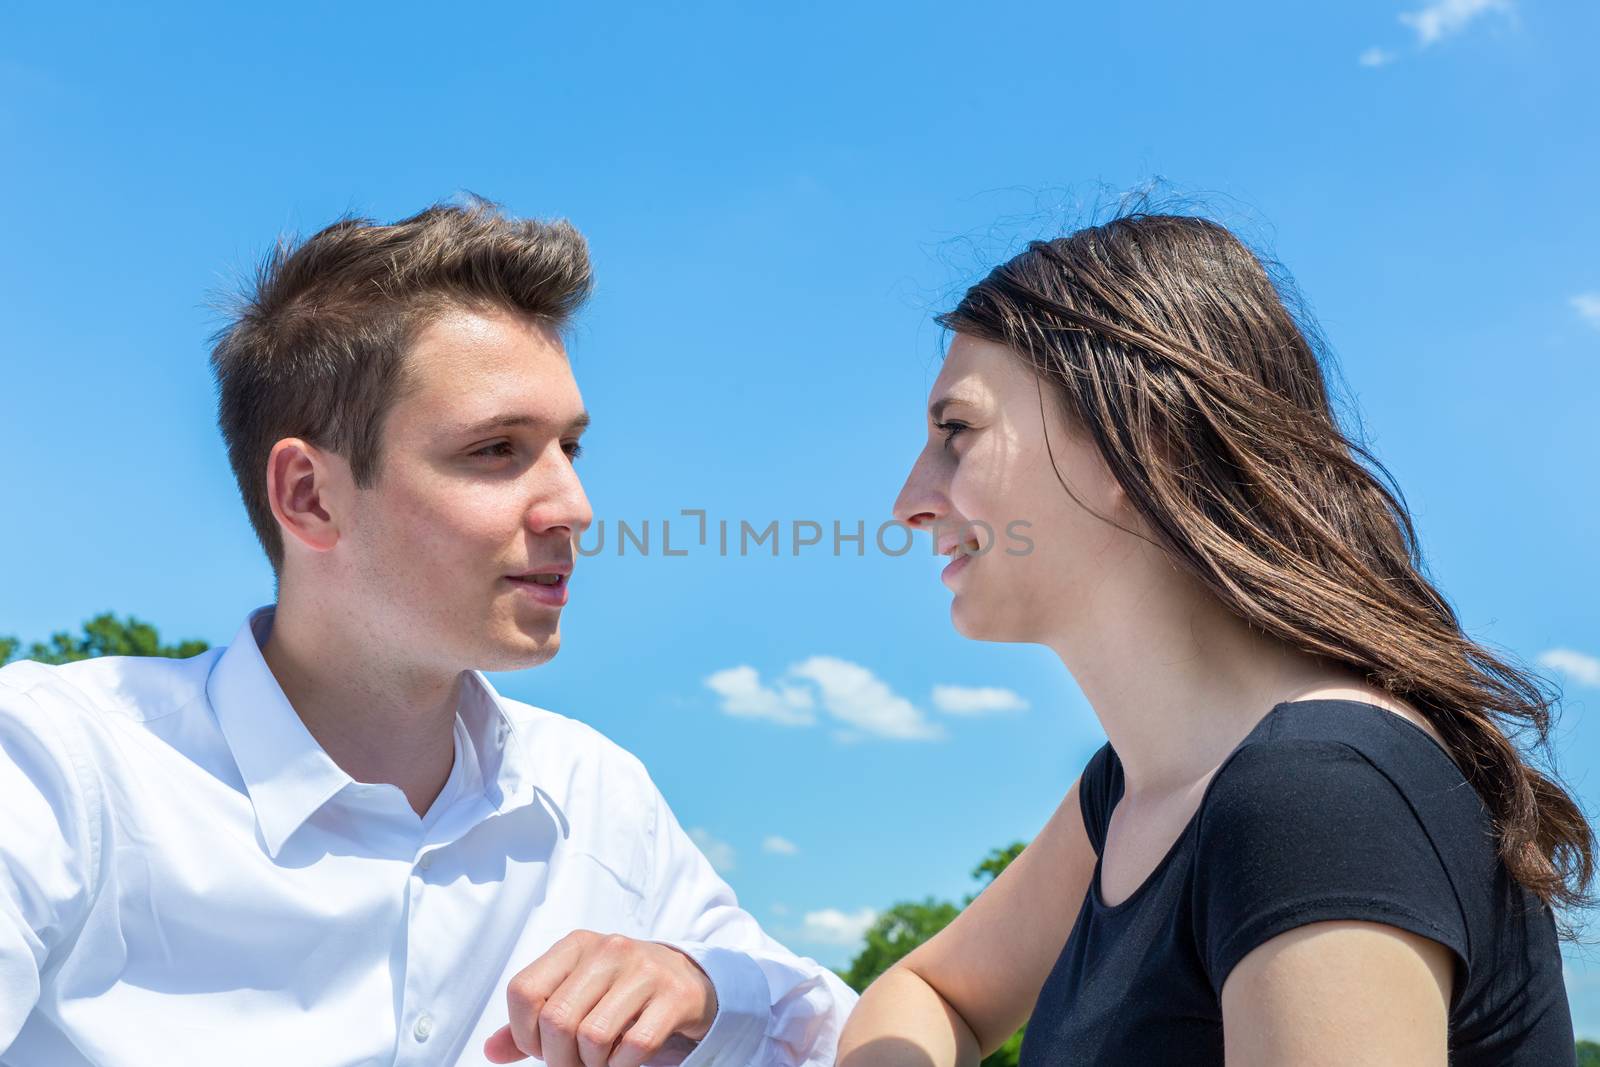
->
[0,201,857,1066]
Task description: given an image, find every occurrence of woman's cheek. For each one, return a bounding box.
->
[946,456,990,522]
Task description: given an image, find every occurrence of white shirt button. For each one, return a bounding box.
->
[418,852,434,871]
[413,1013,434,1041]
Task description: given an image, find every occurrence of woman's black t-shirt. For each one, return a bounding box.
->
[1018,699,1575,1066]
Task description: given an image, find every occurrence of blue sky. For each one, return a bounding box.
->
[4,0,1600,1036]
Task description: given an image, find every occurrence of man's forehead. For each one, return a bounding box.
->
[402,364,584,428]
[408,307,568,375]
[400,310,582,419]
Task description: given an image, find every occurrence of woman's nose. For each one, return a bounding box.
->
[893,451,946,530]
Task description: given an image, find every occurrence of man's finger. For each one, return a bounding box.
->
[574,972,654,1067]
[483,1024,528,1064]
[539,949,625,1067]
[504,933,590,1061]
[609,999,691,1067]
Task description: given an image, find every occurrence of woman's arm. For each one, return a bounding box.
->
[1221,920,1454,1066]
[837,775,1099,1065]
[834,968,982,1067]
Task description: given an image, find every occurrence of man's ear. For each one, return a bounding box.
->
[265,438,347,557]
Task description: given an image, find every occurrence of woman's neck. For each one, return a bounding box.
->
[1045,557,1361,800]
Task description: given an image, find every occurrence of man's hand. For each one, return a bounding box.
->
[484,930,719,1067]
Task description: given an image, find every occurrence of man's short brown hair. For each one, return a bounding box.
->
[210,197,592,574]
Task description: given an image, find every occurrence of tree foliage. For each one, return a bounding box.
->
[0,613,208,667]
[966,841,1026,903]
[840,898,961,993]
[842,843,1029,1067]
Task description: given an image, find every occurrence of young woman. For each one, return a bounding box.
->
[836,214,1591,1065]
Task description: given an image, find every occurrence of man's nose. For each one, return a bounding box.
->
[529,450,593,538]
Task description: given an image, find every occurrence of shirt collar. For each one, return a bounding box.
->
[459,666,536,816]
[206,605,536,858]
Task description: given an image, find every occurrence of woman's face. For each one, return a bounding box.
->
[892,334,1138,644]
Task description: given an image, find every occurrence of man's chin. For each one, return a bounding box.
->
[476,631,561,673]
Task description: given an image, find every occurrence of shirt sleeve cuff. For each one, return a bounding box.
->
[652,941,770,1067]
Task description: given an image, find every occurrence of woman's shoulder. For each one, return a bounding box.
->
[1190,704,1490,996]
[1203,699,1492,856]
[1240,699,1479,808]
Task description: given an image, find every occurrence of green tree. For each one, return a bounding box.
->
[0,614,208,667]
[843,844,1029,1067]
[1579,1039,1600,1066]
[840,898,962,992]
[966,842,1026,904]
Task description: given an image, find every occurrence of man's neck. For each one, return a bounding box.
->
[259,601,460,818]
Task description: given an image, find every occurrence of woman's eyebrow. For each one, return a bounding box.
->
[929,396,975,422]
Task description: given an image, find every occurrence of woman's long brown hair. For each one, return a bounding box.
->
[939,213,1595,936]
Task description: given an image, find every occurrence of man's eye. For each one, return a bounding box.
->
[471,441,516,458]
[563,441,584,461]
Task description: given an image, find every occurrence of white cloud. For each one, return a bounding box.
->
[801,907,879,946]
[762,835,800,855]
[770,902,790,916]
[1539,649,1600,688]
[688,827,736,874]
[708,658,1000,741]
[704,665,816,726]
[930,684,1029,716]
[1358,47,1397,67]
[790,656,945,740]
[1571,293,1600,329]
[1399,0,1512,47]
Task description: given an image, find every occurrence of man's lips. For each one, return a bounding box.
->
[505,566,572,606]
[507,563,573,580]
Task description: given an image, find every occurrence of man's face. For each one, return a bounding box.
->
[340,306,592,673]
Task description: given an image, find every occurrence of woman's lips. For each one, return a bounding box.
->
[941,551,972,587]
[505,574,569,607]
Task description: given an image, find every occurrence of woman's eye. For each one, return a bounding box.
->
[936,420,969,448]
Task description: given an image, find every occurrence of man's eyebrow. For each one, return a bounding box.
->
[457,411,592,436]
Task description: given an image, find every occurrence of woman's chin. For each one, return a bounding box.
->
[950,599,1003,642]
[951,597,1040,645]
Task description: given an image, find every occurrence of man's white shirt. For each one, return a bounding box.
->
[0,607,857,1065]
